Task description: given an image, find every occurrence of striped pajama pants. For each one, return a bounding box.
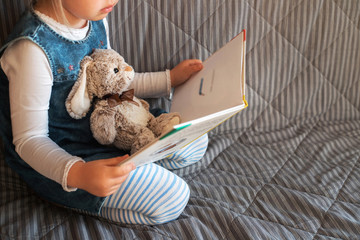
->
[99,134,208,225]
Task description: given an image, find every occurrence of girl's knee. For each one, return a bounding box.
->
[157,133,209,170]
[101,164,191,225]
[149,180,190,225]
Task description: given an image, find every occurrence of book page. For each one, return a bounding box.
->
[170,31,245,123]
[123,106,244,167]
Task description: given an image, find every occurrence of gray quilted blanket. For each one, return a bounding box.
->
[1,0,359,239]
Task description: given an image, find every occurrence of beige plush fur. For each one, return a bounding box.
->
[66,49,180,154]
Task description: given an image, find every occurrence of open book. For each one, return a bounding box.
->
[123,30,247,167]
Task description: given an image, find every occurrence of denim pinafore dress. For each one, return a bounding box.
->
[0,11,126,213]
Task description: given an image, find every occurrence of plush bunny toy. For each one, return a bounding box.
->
[66,49,180,154]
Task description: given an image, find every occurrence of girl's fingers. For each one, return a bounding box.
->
[119,162,136,174]
[101,155,129,166]
[186,59,202,64]
[108,162,135,180]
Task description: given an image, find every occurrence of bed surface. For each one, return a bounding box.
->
[1,0,359,239]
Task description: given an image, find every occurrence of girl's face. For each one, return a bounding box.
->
[62,0,119,28]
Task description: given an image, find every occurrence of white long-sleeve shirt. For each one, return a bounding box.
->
[0,11,171,191]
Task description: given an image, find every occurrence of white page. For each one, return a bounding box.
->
[170,31,245,123]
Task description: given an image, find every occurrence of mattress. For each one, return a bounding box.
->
[1,0,359,239]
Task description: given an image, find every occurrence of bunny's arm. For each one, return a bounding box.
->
[90,101,117,145]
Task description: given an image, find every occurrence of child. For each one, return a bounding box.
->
[0,0,208,225]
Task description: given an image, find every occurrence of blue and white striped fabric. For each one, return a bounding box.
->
[100,163,190,225]
[99,134,208,225]
[1,0,360,239]
[156,134,208,170]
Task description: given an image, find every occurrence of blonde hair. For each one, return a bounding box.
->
[32,0,70,26]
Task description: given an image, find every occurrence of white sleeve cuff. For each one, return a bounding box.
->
[62,158,85,192]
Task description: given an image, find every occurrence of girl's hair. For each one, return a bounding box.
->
[31,0,69,26]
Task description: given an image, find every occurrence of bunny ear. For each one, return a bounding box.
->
[65,56,93,119]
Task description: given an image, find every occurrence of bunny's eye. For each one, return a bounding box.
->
[114,68,119,73]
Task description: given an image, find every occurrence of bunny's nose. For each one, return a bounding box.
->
[125,66,132,72]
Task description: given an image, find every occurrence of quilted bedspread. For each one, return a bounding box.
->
[1,0,359,239]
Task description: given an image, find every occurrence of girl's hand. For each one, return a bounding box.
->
[170,59,203,87]
[67,155,135,197]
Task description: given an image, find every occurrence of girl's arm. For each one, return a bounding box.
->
[2,39,135,195]
[130,71,172,98]
[1,39,85,191]
[130,60,203,99]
